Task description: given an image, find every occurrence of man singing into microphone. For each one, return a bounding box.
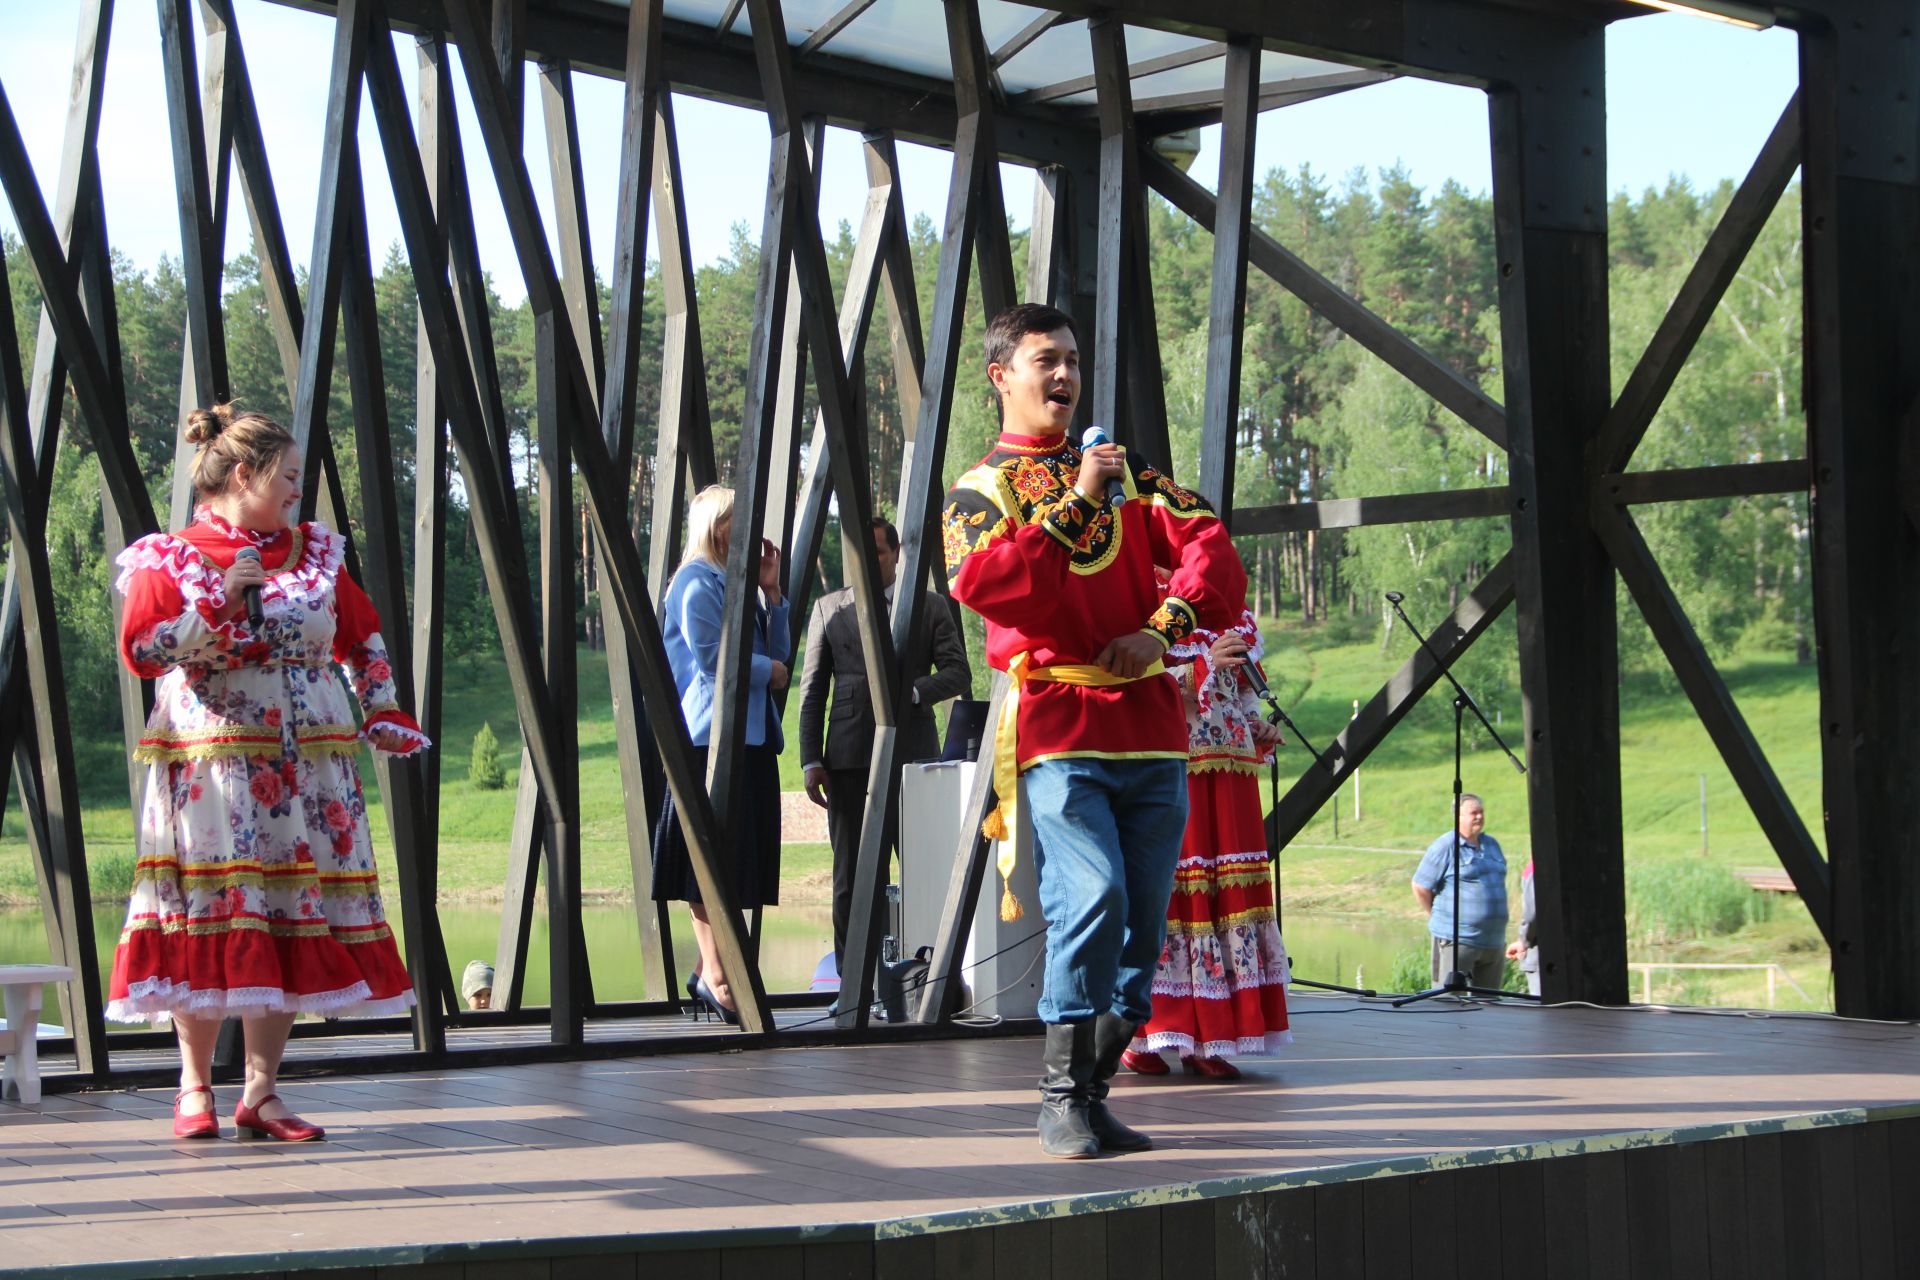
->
[941,304,1244,1157]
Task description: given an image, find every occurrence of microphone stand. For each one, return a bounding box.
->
[1382,592,1535,1006]
[1244,661,1378,999]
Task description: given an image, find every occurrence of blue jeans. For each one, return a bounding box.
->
[1023,756,1189,1024]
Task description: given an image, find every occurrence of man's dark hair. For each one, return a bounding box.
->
[868,516,900,550]
[984,303,1078,374]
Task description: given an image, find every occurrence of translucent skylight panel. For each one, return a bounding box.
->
[659,0,1055,83]
[662,0,737,26]
[777,0,854,43]
[1095,58,1229,108]
[1260,48,1371,84]
[804,0,968,80]
[995,20,1094,95]
[977,0,1059,51]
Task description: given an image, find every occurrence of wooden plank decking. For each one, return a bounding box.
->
[1,993,1917,1277]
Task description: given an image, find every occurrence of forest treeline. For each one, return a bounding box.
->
[3,160,1810,735]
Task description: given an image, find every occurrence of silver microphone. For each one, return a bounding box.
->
[234,546,266,632]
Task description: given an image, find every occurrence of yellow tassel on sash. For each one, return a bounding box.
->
[984,651,1166,921]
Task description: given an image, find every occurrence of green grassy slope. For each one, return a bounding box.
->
[0,620,1832,1007]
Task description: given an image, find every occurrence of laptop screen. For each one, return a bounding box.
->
[940,699,990,762]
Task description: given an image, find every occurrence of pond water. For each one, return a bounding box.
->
[0,903,1414,1031]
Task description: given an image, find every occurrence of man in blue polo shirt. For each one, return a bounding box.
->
[1411,793,1509,991]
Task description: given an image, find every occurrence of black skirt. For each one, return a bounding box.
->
[650,744,783,908]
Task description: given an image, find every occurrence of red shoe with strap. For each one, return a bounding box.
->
[1120,1048,1169,1076]
[173,1085,219,1140]
[234,1094,325,1142]
[1181,1055,1243,1081]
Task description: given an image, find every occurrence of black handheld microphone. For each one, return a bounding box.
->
[234,546,266,632]
[1079,425,1128,506]
[1218,631,1277,703]
[1238,651,1275,704]
[1384,591,1404,604]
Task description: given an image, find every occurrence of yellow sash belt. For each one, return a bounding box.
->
[982,651,1166,921]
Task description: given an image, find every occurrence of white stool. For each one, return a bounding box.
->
[0,965,74,1106]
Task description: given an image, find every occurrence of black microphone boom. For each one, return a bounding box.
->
[234,546,266,632]
[1383,590,1523,775]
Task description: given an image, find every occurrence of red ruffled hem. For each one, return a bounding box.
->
[1139,984,1290,1055]
[107,922,413,1021]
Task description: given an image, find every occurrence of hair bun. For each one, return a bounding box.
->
[183,402,236,446]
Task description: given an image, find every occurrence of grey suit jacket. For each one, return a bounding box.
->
[797,587,971,772]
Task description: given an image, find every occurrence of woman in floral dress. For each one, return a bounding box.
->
[1123,609,1291,1079]
[106,404,427,1140]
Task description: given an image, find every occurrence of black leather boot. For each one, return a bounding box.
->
[1037,1022,1101,1159]
[1087,1013,1153,1153]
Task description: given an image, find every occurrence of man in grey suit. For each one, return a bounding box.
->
[799,516,972,975]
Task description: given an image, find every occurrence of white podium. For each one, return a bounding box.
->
[897,761,1047,1019]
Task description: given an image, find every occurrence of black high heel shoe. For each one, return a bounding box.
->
[683,972,701,1019]
[694,977,741,1027]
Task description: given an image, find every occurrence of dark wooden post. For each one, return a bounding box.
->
[0,232,107,1079]
[895,0,1019,1026]
[421,0,770,1033]
[409,29,454,1017]
[781,133,901,662]
[647,90,719,599]
[639,89,716,1005]
[364,6,579,1041]
[1488,22,1624,1005]
[1197,35,1260,518]
[743,0,904,1027]
[593,0,671,1002]
[338,152,449,1053]
[1087,14,1137,445]
[1800,3,1920,1019]
[0,75,161,1074]
[158,0,232,527]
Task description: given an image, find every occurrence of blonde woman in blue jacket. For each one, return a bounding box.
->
[652,485,790,1023]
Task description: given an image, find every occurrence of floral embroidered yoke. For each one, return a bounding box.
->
[941,430,1245,768]
[105,511,426,1024]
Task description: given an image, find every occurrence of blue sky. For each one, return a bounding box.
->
[0,4,1798,306]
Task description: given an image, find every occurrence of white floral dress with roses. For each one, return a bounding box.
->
[104,510,427,1024]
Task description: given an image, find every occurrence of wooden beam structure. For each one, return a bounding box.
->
[592,0,672,1005]
[1489,25,1625,1005]
[1196,35,1259,518]
[1798,0,1920,1020]
[3,0,1917,1085]
[836,0,1017,1029]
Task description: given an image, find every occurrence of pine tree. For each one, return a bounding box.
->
[469,722,506,791]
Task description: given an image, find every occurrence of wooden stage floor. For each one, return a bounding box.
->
[3,993,1918,1277]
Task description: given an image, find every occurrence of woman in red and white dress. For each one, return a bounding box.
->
[107,404,427,1140]
[1123,610,1291,1079]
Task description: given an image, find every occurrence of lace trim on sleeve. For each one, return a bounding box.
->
[361,710,432,757]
